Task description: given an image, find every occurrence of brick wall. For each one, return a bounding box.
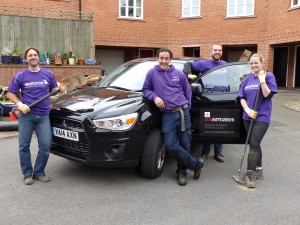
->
[1,0,78,11]
[0,65,102,87]
[1,0,300,86]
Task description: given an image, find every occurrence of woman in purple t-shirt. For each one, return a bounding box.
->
[238,53,278,188]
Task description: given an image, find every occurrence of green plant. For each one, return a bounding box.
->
[67,46,75,58]
[11,47,21,56]
[46,50,52,58]
[62,52,68,60]
[1,47,11,56]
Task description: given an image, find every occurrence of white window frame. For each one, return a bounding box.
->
[291,0,300,7]
[182,0,200,18]
[119,0,143,19]
[227,0,254,17]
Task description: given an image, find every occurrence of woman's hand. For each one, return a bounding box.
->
[245,107,258,119]
[258,70,266,84]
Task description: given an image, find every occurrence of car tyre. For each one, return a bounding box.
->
[140,128,165,178]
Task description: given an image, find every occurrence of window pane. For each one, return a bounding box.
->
[192,0,198,6]
[228,5,234,15]
[183,8,189,16]
[120,0,126,6]
[183,0,190,8]
[121,7,126,16]
[128,7,133,17]
[136,0,141,7]
[245,4,252,14]
[136,8,141,17]
[129,0,133,7]
[192,7,199,15]
[228,0,235,4]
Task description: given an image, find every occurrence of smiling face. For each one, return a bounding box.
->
[157,51,171,71]
[249,55,263,75]
[211,44,223,62]
[25,48,40,69]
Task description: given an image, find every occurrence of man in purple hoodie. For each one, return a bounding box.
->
[183,44,227,163]
[143,48,204,186]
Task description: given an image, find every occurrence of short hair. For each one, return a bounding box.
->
[250,53,264,63]
[211,44,223,51]
[156,48,173,59]
[24,47,40,59]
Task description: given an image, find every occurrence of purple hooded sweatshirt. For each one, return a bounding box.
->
[142,64,191,111]
[191,59,227,74]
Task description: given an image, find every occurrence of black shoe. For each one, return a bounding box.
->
[193,158,204,180]
[177,174,187,186]
[214,154,224,162]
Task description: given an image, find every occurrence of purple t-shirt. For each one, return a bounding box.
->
[8,68,58,115]
[191,59,227,74]
[142,64,191,111]
[238,72,278,123]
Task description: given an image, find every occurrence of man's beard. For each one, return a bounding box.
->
[212,55,221,62]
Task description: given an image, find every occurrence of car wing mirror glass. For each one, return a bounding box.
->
[191,83,203,96]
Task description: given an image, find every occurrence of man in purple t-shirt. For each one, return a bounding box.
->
[143,48,204,186]
[7,47,66,185]
[183,44,227,163]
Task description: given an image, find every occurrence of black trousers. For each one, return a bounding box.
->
[244,120,269,171]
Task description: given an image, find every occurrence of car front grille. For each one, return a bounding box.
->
[52,136,91,158]
[51,117,83,129]
[51,117,91,158]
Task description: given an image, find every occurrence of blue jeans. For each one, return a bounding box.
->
[18,113,52,176]
[162,108,199,176]
[202,143,223,155]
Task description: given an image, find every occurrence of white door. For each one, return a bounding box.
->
[96,50,124,75]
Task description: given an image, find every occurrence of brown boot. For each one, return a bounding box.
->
[253,169,263,180]
[244,171,255,188]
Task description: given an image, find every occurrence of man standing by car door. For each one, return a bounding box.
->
[142,48,204,186]
[183,44,227,162]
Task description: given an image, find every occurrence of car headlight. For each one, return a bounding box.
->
[93,113,138,131]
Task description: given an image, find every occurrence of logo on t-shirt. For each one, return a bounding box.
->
[245,83,259,90]
[24,79,49,88]
[172,76,179,81]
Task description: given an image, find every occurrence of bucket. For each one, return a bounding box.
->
[9,111,18,121]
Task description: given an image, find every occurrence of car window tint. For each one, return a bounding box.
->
[100,61,185,91]
[109,61,155,91]
[199,64,251,94]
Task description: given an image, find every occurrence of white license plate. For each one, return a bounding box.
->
[53,127,79,142]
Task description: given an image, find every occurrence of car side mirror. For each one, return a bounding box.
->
[191,83,203,96]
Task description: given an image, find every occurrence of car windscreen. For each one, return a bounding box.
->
[99,60,185,91]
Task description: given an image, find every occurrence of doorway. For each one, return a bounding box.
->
[273,47,288,87]
[295,46,300,87]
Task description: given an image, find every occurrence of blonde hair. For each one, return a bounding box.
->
[250,53,264,63]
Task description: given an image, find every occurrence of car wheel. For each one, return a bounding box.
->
[140,128,165,178]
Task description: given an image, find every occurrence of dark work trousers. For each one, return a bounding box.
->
[162,107,199,176]
[244,120,269,171]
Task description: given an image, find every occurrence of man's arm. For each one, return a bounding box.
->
[183,61,198,82]
[142,70,165,109]
[7,92,30,114]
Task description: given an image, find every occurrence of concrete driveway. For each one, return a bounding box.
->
[0,90,299,225]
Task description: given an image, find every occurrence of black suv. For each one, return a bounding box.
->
[50,58,252,178]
